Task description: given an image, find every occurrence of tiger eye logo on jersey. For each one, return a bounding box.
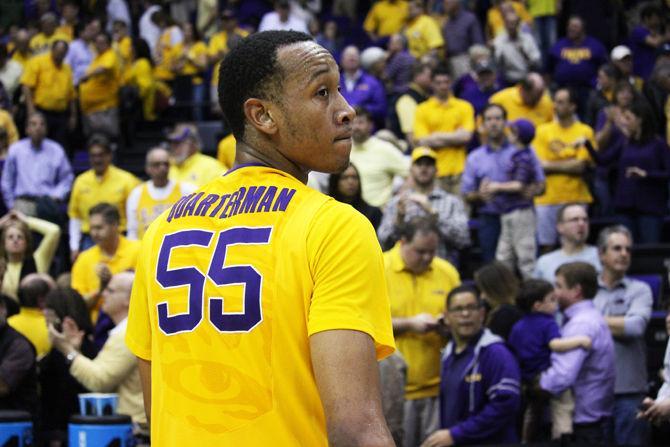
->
[166,185,297,222]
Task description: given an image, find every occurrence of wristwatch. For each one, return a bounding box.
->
[66,351,78,365]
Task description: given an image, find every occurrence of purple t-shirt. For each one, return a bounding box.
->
[629,26,658,80]
[548,36,608,87]
[508,312,561,382]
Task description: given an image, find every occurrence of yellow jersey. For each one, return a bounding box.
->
[384,244,460,400]
[404,14,444,59]
[8,308,51,357]
[533,120,595,205]
[490,86,554,127]
[21,53,75,112]
[413,96,475,176]
[169,152,225,187]
[363,0,409,37]
[29,32,71,55]
[217,134,236,169]
[79,49,121,114]
[135,181,185,239]
[68,166,140,233]
[126,164,395,446]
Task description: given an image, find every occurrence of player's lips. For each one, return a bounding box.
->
[334,130,352,142]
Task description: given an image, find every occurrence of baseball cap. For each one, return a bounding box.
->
[474,60,495,74]
[411,147,437,163]
[610,45,632,61]
[166,124,196,143]
[0,294,19,318]
[509,119,535,145]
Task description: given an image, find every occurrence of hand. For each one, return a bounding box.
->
[478,178,494,202]
[95,263,112,288]
[408,192,432,211]
[421,429,454,447]
[638,397,670,425]
[574,335,592,350]
[626,166,647,178]
[62,316,84,351]
[48,322,77,356]
[411,313,439,334]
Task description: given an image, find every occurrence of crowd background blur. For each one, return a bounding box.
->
[1,0,670,446]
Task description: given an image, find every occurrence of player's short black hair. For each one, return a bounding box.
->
[516,279,554,312]
[431,64,451,79]
[482,103,507,120]
[218,30,314,140]
[89,202,120,225]
[446,284,482,310]
[555,87,578,106]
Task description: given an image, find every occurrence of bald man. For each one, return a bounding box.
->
[490,72,554,126]
[126,147,196,240]
[49,272,146,424]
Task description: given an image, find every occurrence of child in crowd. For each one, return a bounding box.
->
[489,118,542,278]
[508,279,592,442]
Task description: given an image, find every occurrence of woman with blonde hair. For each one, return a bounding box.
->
[0,210,60,300]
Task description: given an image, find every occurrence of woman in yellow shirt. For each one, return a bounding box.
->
[123,38,171,122]
[170,22,208,121]
[0,210,60,301]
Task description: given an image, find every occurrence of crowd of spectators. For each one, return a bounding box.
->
[0,0,670,446]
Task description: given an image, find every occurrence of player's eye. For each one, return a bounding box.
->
[317,88,329,98]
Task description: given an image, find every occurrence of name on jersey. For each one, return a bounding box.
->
[166,185,297,222]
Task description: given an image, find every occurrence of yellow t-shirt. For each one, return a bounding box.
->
[404,14,444,58]
[217,134,236,169]
[68,166,141,233]
[171,41,208,84]
[208,28,250,87]
[20,52,75,112]
[11,51,32,68]
[114,36,133,81]
[29,32,71,55]
[0,109,19,144]
[8,308,50,357]
[413,96,475,176]
[79,49,121,114]
[487,1,533,38]
[533,120,595,205]
[169,153,225,188]
[384,244,460,400]
[124,58,158,121]
[135,181,184,240]
[154,27,182,81]
[490,86,554,127]
[363,0,409,37]
[71,235,141,298]
[125,165,395,446]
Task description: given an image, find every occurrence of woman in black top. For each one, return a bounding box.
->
[328,163,383,230]
[474,261,523,341]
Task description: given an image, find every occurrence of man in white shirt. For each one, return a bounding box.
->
[258,0,309,33]
[126,147,196,240]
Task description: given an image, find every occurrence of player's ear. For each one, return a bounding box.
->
[243,98,278,136]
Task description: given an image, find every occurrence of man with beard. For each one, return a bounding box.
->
[167,122,225,187]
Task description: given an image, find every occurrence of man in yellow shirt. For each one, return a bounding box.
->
[217,133,236,169]
[10,30,33,68]
[8,273,55,358]
[125,30,395,446]
[384,216,460,447]
[30,13,71,55]
[533,88,595,250]
[0,109,19,145]
[71,203,140,313]
[68,134,140,259]
[21,40,76,147]
[79,33,121,138]
[364,0,409,42]
[414,66,475,194]
[490,72,554,126]
[168,123,225,187]
[404,0,444,59]
[126,147,196,240]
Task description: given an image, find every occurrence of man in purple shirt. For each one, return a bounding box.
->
[339,45,387,128]
[461,104,544,262]
[1,112,73,212]
[540,261,616,444]
[442,0,484,80]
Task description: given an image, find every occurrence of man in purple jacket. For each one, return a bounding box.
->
[339,45,387,128]
[422,285,521,446]
[540,261,616,444]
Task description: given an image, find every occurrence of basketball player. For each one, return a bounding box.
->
[125,31,396,446]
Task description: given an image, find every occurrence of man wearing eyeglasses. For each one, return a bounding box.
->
[126,147,196,240]
[593,226,652,446]
[421,285,521,447]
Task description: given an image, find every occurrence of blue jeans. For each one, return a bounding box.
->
[604,393,649,445]
[616,213,663,244]
[192,83,206,122]
[478,213,501,263]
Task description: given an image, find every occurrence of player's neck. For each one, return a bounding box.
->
[234,140,308,184]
